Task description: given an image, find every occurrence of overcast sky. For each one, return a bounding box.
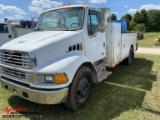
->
[0,0,160,22]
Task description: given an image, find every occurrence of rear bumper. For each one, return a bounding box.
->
[0,79,68,104]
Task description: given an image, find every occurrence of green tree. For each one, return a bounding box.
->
[110,13,117,20]
[135,24,146,31]
[133,11,143,24]
[128,21,136,31]
[146,10,160,31]
[133,9,148,30]
[121,13,132,21]
[140,9,148,24]
[123,9,160,31]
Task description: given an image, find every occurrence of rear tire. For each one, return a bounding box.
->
[123,46,134,65]
[65,66,92,111]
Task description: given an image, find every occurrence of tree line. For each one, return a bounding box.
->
[110,9,160,32]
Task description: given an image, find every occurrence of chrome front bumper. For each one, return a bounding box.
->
[0,79,68,104]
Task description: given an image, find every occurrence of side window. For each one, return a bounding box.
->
[87,10,100,36]
[0,24,9,33]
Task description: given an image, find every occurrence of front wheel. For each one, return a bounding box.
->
[65,66,93,111]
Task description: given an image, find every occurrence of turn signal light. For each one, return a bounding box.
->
[80,43,83,51]
[66,2,72,6]
[54,73,68,84]
[82,2,86,5]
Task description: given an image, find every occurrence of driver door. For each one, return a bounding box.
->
[86,9,106,62]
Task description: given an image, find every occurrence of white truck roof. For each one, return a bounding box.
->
[43,5,100,13]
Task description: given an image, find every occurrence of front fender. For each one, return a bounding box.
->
[32,52,91,88]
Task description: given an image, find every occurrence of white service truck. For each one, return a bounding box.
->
[0,5,137,111]
[0,22,33,46]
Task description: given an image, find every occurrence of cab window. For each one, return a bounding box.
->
[87,10,100,36]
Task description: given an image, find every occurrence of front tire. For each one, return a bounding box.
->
[65,66,92,111]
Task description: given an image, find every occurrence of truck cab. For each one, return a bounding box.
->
[0,5,137,111]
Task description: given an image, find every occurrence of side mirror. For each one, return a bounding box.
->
[98,8,110,33]
[99,8,110,26]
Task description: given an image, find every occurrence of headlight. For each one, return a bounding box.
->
[44,73,68,84]
[45,75,54,83]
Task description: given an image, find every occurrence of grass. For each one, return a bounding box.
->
[0,53,160,120]
[138,32,160,48]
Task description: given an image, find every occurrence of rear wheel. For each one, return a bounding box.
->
[65,66,92,111]
[123,46,134,65]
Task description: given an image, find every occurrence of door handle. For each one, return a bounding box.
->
[8,35,12,38]
[103,42,105,47]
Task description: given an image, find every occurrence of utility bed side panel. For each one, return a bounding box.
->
[105,22,121,67]
[113,23,121,66]
[14,28,34,38]
[105,23,113,67]
[121,33,137,61]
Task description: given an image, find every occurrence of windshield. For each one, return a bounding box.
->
[35,7,84,31]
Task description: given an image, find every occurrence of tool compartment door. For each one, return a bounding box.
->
[113,23,121,65]
[106,22,121,67]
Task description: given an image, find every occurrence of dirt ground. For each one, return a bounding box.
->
[136,47,160,55]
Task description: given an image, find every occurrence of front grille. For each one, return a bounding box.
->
[0,50,31,68]
[0,67,29,80]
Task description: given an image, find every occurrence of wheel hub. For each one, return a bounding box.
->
[77,78,90,101]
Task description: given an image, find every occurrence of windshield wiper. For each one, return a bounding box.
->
[35,22,70,31]
[35,28,43,31]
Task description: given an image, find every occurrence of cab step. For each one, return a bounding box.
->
[95,62,112,83]
[97,70,112,83]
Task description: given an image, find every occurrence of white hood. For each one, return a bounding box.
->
[0,31,65,52]
[0,30,83,66]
